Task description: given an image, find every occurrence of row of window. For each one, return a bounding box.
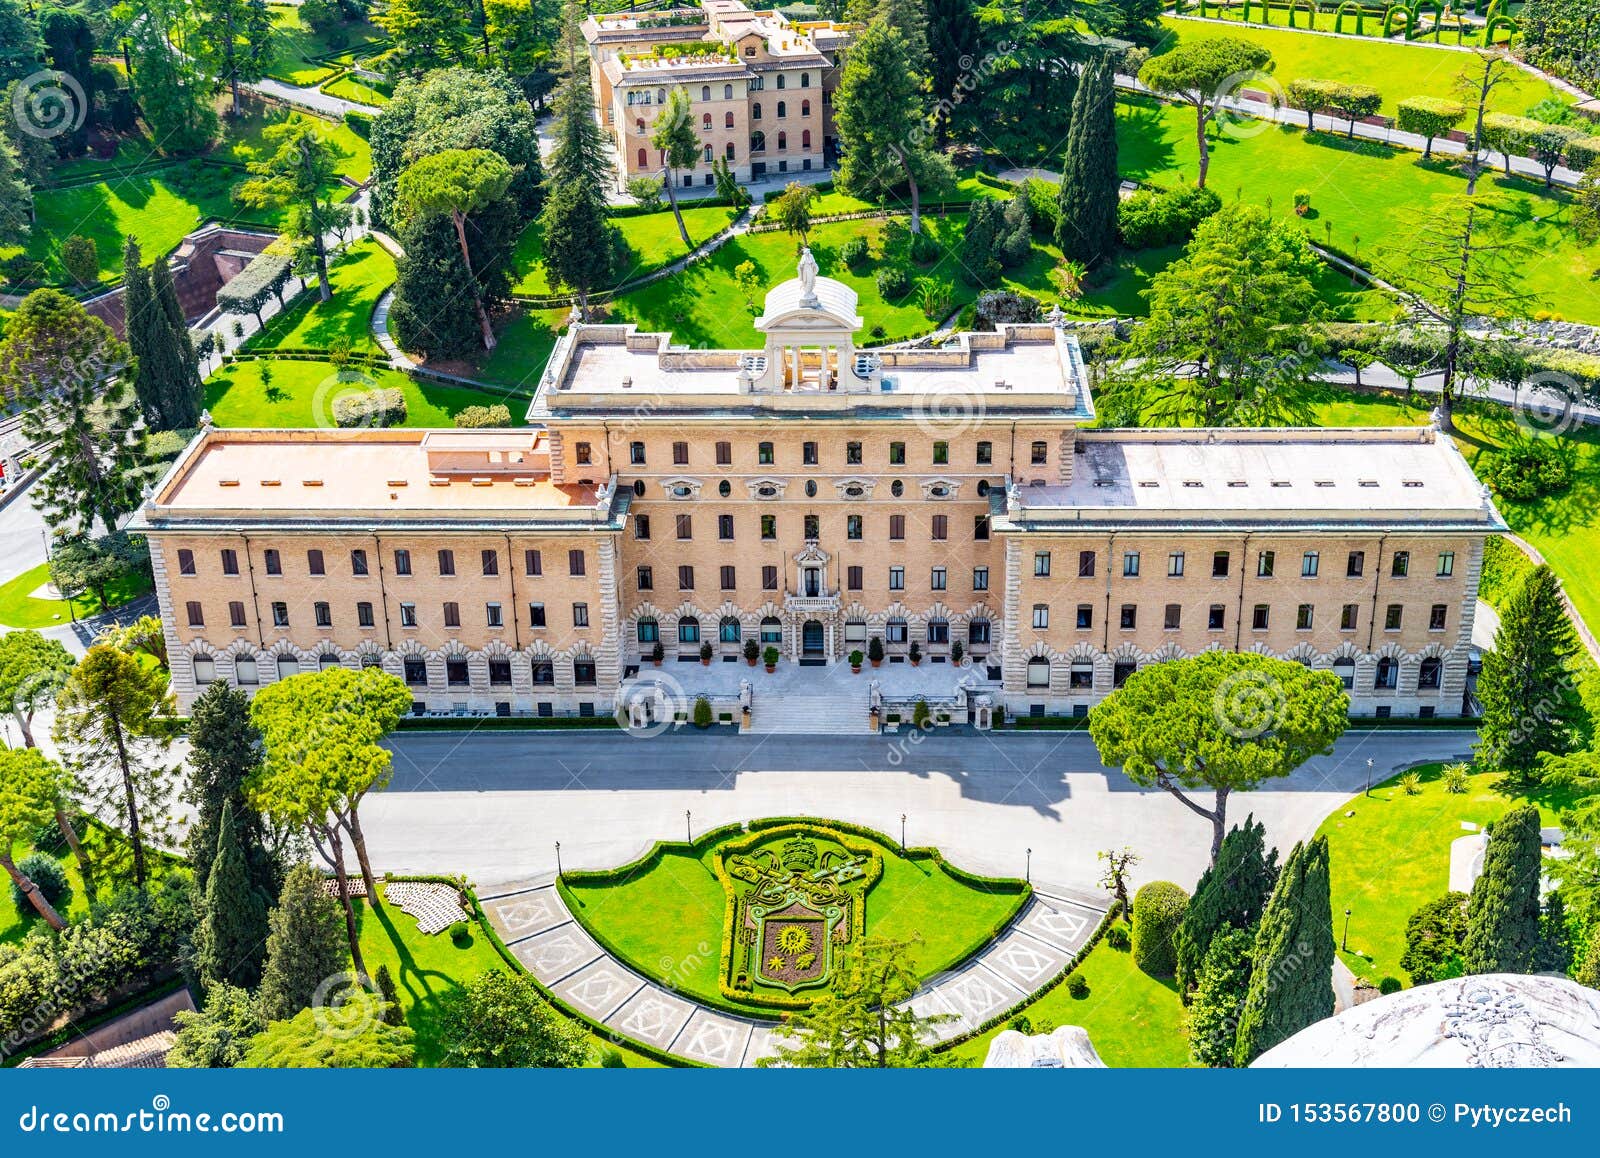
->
[634,99,816,138]
[598,437,1025,469]
[1023,655,1445,692]
[176,546,585,581]
[634,513,988,543]
[1032,549,1457,580]
[197,653,598,689]
[1027,601,1450,633]
[635,616,993,647]
[184,599,586,633]
[624,75,814,107]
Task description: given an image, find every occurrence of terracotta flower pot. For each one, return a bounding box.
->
[851,664,861,674]
[764,664,776,673]
[747,658,757,666]
[870,659,881,668]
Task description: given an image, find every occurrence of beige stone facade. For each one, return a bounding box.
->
[139,258,1504,722]
[585,2,851,190]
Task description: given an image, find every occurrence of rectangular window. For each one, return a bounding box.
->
[678,565,694,591]
[482,549,498,577]
[1034,552,1051,578]
[574,660,596,687]
[1120,604,1137,630]
[1391,551,1410,578]
[630,441,645,465]
[762,565,778,591]
[847,515,863,540]
[973,567,989,592]
[186,600,204,627]
[974,516,990,541]
[1164,604,1181,630]
[357,601,374,628]
[447,659,469,687]
[889,566,905,591]
[803,441,818,466]
[637,565,653,591]
[716,441,732,466]
[1430,604,1447,631]
[568,549,585,576]
[437,549,455,576]
[1208,604,1225,630]
[1031,441,1048,466]
[525,549,542,576]
[932,441,948,465]
[759,441,775,465]
[307,549,325,576]
[443,601,460,628]
[673,440,689,465]
[178,548,195,575]
[1078,550,1096,578]
[1302,551,1319,578]
[1123,552,1140,577]
[889,515,905,541]
[260,548,280,576]
[404,658,426,686]
[719,514,735,540]
[271,601,289,628]
[1257,551,1275,578]
[489,660,512,686]
[635,514,651,540]
[528,602,546,628]
[315,601,331,628]
[1032,604,1049,630]
[1347,551,1365,578]
[575,442,592,465]
[1385,604,1403,631]
[1076,604,1093,630]
[846,441,862,465]
[400,603,417,628]
[1212,551,1229,578]
[1437,551,1455,577]
[221,548,239,576]
[229,600,246,628]
[720,565,736,590]
[847,565,863,591]
[1251,604,1269,631]
[805,514,822,541]
[677,514,694,540]
[1296,604,1314,630]
[976,441,992,465]
[931,515,948,541]
[532,660,554,686]
[889,441,905,465]
[1341,603,1358,631]
[573,602,590,628]
[931,566,946,591]
[1168,551,1184,578]
[486,603,503,628]
[351,549,369,576]
[760,514,776,540]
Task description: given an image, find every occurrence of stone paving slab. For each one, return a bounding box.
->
[741,1025,781,1068]
[550,957,648,1023]
[610,987,697,1053]
[674,1008,754,1068]
[920,959,1027,1037]
[976,924,1074,994]
[510,922,606,985]
[1014,892,1101,955]
[482,885,571,944]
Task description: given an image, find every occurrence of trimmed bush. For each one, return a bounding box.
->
[839,235,870,267]
[9,852,72,917]
[692,695,713,728]
[1131,880,1190,978]
[453,404,513,428]
[333,387,407,428]
[1482,436,1574,501]
[1117,184,1221,250]
[1066,972,1089,998]
[1106,923,1130,950]
[1567,136,1600,171]
[1378,976,1403,995]
[875,266,912,299]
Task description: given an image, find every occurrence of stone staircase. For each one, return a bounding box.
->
[750,684,872,735]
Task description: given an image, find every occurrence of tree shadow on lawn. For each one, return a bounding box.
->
[359,900,471,1060]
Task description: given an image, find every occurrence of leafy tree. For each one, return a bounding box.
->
[1097,846,1139,922]
[712,156,746,208]
[957,0,1088,154]
[734,259,763,313]
[1090,652,1348,864]
[1464,804,1545,974]
[243,1004,415,1068]
[258,862,349,1022]
[1174,815,1280,995]
[186,681,277,902]
[925,0,980,141]
[373,964,404,1025]
[833,18,953,235]
[126,0,219,155]
[103,614,170,670]
[377,0,478,74]
[1233,836,1334,1065]
[1456,49,1521,194]
[389,191,521,360]
[626,174,663,212]
[0,748,72,929]
[439,970,589,1066]
[1186,925,1254,1067]
[195,800,271,990]
[396,148,514,351]
[168,983,265,1068]
[38,7,95,152]
[1400,891,1469,984]
[47,531,151,615]
[761,937,961,1067]
[1100,205,1324,427]
[650,87,699,248]
[237,123,354,306]
[1138,37,1272,189]
[483,0,561,92]
[191,0,277,118]
[0,0,42,88]
[0,630,89,894]
[61,235,98,286]
[1056,55,1119,267]
[771,181,817,246]
[249,667,412,977]
[1396,96,1467,160]
[0,289,141,536]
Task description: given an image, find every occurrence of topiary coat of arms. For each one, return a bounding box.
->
[715,824,882,1005]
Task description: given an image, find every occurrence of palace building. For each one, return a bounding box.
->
[137,253,1505,728]
[583,1,853,191]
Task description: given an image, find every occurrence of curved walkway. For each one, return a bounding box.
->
[477,873,1106,1066]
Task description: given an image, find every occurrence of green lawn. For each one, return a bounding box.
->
[246,239,394,354]
[353,886,661,1067]
[944,935,1191,1067]
[1117,94,1600,324]
[1155,15,1563,115]
[559,827,1028,1018]
[511,204,740,295]
[204,359,530,427]
[212,104,371,183]
[264,5,385,86]
[322,72,391,108]
[0,561,152,629]
[1315,764,1579,986]
[472,306,566,392]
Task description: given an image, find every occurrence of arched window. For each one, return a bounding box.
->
[1374,658,1398,689]
[760,616,783,643]
[318,652,340,669]
[1332,658,1355,689]
[927,619,949,644]
[678,617,701,644]
[657,88,666,103]
[637,147,647,167]
[750,131,766,152]
[777,131,786,150]
[276,655,300,680]
[724,84,733,100]
[235,656,259,685]
[1419,657,1442,689]
[776,73,786,89]
[777,100,786,118]
[1026,657,1050,687]
[703,144,713,162]
[635,117,645,134]
[800,72,810,88]
[637,618,659,643]
[725,111,734,128]
[802,129,811,149]
[968,619,991,645]
[724,141,736,160]
[886,617,908,644]
[702,113,712,130]
[701,85,710,100]
[720,617,742,643]
[801,99,811,117]
[752,102,762,120]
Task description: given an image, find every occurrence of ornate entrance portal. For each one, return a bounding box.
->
[801,620,825,662]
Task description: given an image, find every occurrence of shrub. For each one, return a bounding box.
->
[1066,972,1090,998]
[915,277,952,320]
[1131,880,1190,978]
[868,636,884,662]
[1292,189,1311,216]
[743,639,758,662]
[909,640,922,664]
[626,175,664,212]
[333,387,407,428]
[1024,177,1061,235]
[1442,763,1470,794]
[912,699,930,729]
[909,231,940,265]
[1378,976,1403,995]
[1400,892,1468,985]
[1117,184,1221,249]
[699,641,712,662]
[1482,436,1573,501]
[692,696,713,728]
[762,646,779,667]
[875,266,912,299]
[1567,135,1600,171]
[839,235,870,267]
[598,1045,626,1067]
[973,289,1041,330]
[1398,770,1422,795]
[448,921,471,946]
[1105,923,1131,950]
[61,235,99,286]
[848,649,864,668]
[343,110,372,139]
[453,404,512,428]
[9,853,72,917]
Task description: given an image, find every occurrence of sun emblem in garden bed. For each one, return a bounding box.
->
[717,826,882,998]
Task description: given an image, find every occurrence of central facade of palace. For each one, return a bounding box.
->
[138,254,1505,722]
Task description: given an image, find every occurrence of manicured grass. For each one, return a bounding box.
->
[246,239,395,354]
[511,205,740,295]
[1117,94,1600,324]
[0,561,152,629]
[212,104,372,183]
[203,359,530,427]
[322,72,391,107]
[264,5,385,86]
[1314,763,1578,986]
[1170,6,1506,47]
[472,306,567,392]
[352,886,662,1067]
[559,826,1028,1019]
[944,935,1191,1067]
[1155,15,1563,115]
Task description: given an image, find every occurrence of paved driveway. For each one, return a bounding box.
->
[368,728,1474,894]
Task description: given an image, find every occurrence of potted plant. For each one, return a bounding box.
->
[762,645,779,673]
[744,639,759,665]
[651,640,664,667]
[849,649,863,674]
[952,640,964,666]
[868,636,884,668]
[692,695,713,728]
[700,641,712,666]
[912,698,930,729]
[909,641,922,667]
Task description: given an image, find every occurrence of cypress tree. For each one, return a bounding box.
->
[373,964,404,1026]
[186,682,275,902]
[1056,55,1120,267]
[258,862,349,1022]
[1174,814,1280,996]
[1464,804,1544,974]
[1476,564,1584,787]
[151,256,203,428]
[196,800,271,990]
[1233,836,1334,1065]
[1537,889,1574,974]
[121,238,161,425]
[1186,925,1253,1067]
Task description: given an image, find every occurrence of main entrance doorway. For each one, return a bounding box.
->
[801,620,825,664]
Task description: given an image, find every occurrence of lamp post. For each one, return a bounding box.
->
[685,809,692,844]
[554,841,562,878]
[1342,907,1352,952]
[1365,758,1374,797]
[1026,847,1032,883]
[900,813,907,849]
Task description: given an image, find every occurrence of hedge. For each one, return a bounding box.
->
[393,714,620,731]
[1131,880,1189,978]
[1568,136,1600,171]
[333,386,406,427]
